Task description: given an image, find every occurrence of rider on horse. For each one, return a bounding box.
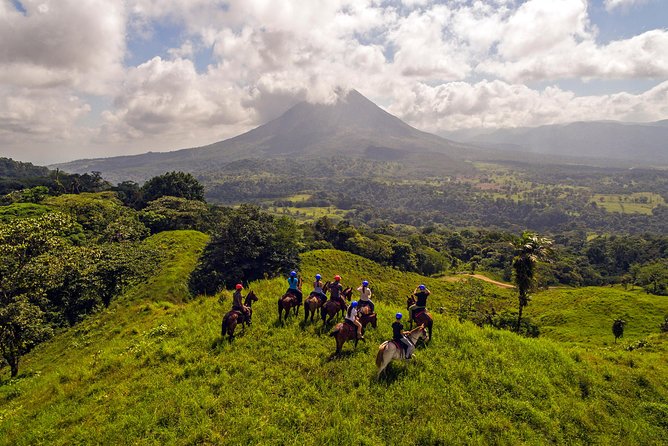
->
[356,280,374,313]
[409,284,430,324]
[328,275,346,310]
[393,313,414,359]
[232,284,251,324]
[286,271,303,305]
[311,273,327,304]
[346,301,364,340]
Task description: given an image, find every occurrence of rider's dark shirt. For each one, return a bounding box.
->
[232,290,243,308]
[329,282,343,299]
[392,321,404,341]
[414,291,429,307]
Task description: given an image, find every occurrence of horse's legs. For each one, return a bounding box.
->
[336,336,343,354]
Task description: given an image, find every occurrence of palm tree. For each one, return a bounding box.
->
[512,231,553,333]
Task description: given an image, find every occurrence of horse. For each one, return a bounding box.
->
[358,305,377,334]
[329,318,363,355]
[321,287,352,325]
[304,281,330,323]
[406,295,433,341]
[375,325,429,378]
[221,291,258,341]
[278,291,300,322]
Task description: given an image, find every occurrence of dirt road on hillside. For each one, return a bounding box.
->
[443,274,515,289]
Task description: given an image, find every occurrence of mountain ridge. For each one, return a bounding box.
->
[442,120,668,164]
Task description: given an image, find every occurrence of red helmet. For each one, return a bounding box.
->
[235,284,243,290]
[334,275,341,281]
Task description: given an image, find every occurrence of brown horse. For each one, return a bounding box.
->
[321,287,352,325]
[407,295,433,341]
[376,325,429,378]
[358,305,377,334]
[278,291,300,322]
[329,319,362,355]
[304,281,330,323]
[221,291,258,341]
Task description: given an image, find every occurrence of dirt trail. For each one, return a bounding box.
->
[443,274,515,289]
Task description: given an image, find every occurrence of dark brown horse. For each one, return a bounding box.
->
[278,291,300,322]
[358,305,377,334]
[304,281,330,323]
[321,287,352,325]
[221,291,258,341]
[407,295,433,341]
[329,319,362,354]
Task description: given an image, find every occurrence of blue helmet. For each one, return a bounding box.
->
[419,284,426,290]
[362,280,369,287]
[351,301,358,307]
[315,274,321,280]
[396,312,403,319]
[290,271,297,277]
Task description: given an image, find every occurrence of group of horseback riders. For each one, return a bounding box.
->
[229,271,431,358]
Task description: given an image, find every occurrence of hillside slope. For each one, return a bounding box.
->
[1,244,667,445]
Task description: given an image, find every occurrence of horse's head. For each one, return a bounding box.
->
[246,291,259,306]
[406,295,416,309]
[342,287,353,301]
[323,281,330,293]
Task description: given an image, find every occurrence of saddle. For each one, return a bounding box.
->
[390,339,410,357]
[344,319,357,328]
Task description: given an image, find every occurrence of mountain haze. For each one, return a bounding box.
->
[55,90,477,183]
[444,121,668,165]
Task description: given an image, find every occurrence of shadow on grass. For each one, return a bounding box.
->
[373,361,410,386]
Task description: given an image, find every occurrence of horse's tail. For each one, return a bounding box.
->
[329,328,340,337]
[376,344,387,368]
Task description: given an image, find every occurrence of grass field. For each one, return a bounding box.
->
[590,192,665,215]
[1,235,667,445]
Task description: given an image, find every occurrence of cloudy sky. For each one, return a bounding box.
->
[1,0,667,164]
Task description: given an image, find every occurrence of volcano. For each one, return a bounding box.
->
[54,90,478,182]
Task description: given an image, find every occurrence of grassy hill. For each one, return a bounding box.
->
[1,238,667,445]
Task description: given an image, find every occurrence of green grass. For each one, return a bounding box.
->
[0,202,51,222]
[529,286,668,346]
[1,240,667,445]
[591,192,665,215]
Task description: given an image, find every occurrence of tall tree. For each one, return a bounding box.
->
[189,205,300,295]
[141,171,205,204]
[0,298,52,377]
[512,231,552,333]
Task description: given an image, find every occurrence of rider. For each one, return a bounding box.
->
[392,313,414,359]
[346,301,364,340]
[286,271,303,305]
[232,284,251,323]
[356,280,374,313]
[328,275,346,310]
[409,284,430,323]
[311,274,327,304]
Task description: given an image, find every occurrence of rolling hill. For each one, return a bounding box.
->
[2,236,667,445]
[443,120,668,165]
[53,90,479,183]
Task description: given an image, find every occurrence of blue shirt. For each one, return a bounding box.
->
[288,277,299,289]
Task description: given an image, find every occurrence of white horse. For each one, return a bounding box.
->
[375,325,429,378]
